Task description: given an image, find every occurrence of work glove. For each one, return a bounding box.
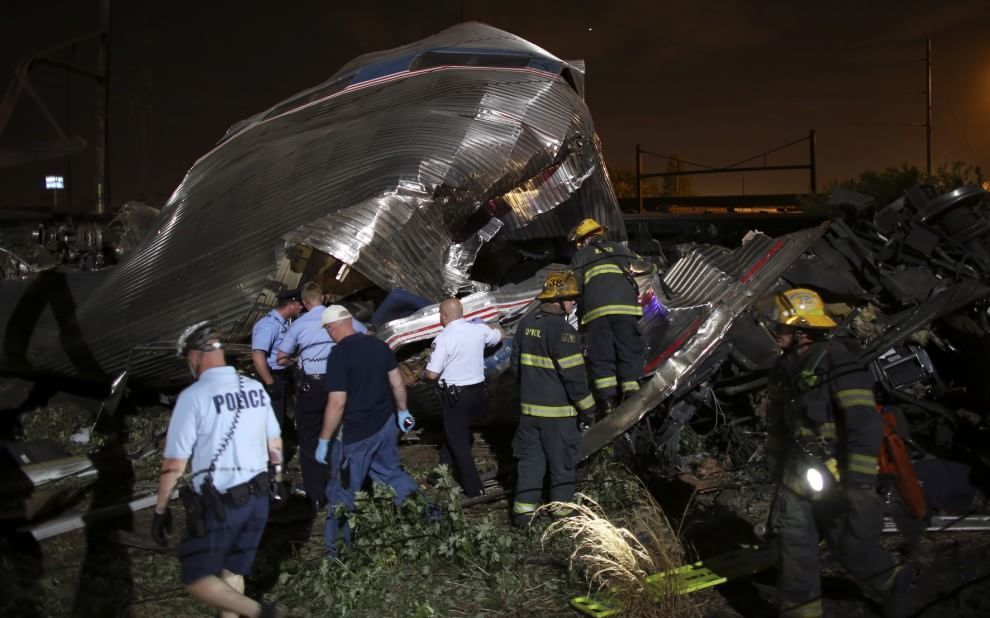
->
[151,507,173,547]
[315,438,330,464]
[397,409,416,433]
[577,408,596,432]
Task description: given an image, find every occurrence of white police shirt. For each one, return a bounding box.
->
[164,366,280,493]
[425,318,502,386]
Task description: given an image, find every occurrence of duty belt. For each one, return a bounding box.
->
[220,472,269,507]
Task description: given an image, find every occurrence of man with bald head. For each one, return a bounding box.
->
[423,298,503,497]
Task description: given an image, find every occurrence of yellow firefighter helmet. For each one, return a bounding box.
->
[567,218,607,243]
[769,288,837,329]
[536,271,580,301]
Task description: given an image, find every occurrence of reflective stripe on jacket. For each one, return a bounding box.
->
[570,239,642,325]
[510,306,594,417]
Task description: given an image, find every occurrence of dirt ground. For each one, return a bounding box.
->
[2,376,990,617]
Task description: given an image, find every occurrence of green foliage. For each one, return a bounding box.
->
[267,466,571,617]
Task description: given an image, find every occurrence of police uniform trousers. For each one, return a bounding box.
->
[323,418,418,556]
[773,486,902,617]
[296,377,331,505]
[512,415,580,516]
[269,369,292,430]
[439,383,486,497]
[583,314,644,402]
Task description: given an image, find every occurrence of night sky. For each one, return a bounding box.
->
[2,1,988,211]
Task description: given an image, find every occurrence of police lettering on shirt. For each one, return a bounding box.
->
[211,388,269,415]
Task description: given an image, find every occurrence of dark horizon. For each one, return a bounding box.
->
[2,0,988,212]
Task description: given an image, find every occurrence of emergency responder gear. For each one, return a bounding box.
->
[567,218,607,242]
[767,331,906,617]
[570,237,652,401]
[536,271,580,301]
[769,288,837,330]
[510,302,594,524]
[176,321,223,358]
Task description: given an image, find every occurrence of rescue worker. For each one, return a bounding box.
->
[276,282,366,509]
[766,288,910,618]
[510,272,596,527]
[423,298,503,497]
[151,321,285,618]
[316,305,420,556]
[251,287,302,429]
[567,218,651,410]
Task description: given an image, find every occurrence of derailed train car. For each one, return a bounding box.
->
[0,22,624,387]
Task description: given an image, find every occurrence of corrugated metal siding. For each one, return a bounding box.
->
[0,23,623,387]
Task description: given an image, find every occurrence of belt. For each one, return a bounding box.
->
[220,472,268,506]
[303,373,325,381]
[450,382,485,390]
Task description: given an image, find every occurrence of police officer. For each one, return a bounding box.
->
[568,218,653,411]
[510,272,596,527]
[766,288,910,618]
[277,282,367,508]
[423,298,503,497]
[251,287,302,429]
[151,321,285,618]
[316,305,420,556]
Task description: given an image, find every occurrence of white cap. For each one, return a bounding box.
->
[321,304,352,325]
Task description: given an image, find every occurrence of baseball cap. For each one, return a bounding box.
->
[321,304,352,325]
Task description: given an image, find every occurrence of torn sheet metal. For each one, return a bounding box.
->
[0,22,623,387]
[580,226,827,460]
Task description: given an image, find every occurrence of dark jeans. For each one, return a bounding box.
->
[439,383,487,497]
[296,380,330,504]
[324,418,418,556]
[511,414,580,516]
[774,486,901,617]
[584,314,644,401]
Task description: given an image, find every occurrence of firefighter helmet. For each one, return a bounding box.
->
[567,218,607,242]
[175,320,224,358]
[536,271,580,301]
[769,288,837,329]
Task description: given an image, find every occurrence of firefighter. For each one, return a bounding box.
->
[766,288,911,618]
[510,272,596,527]
[568,218,651,411]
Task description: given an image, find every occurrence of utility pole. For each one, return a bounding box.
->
[635,143,642,213]
[925,36,932,177]
[809,129,817,193]
[96,0,110,214]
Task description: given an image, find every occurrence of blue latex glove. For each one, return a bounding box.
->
[315,438,330,464]
[397,409,416,433]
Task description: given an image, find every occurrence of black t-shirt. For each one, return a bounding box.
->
[323,333,398,444]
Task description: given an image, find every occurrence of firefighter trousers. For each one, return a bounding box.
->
[584,314,644,401]
[512,415,580,518]
[773,486,903,617]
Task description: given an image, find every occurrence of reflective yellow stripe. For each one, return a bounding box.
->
[584,263,624,284]
[520,353,554,369]
[594,376,618,388]
[575,394,595,411]
[836,388,875,408]
[848,453,878,475]
[819,422,837,439]
[514,501,538,514]
[581,304,642,324]
[797,426,816,437]
[621,381,640,393]
[556,353,585,369]
[521,402,577,417]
